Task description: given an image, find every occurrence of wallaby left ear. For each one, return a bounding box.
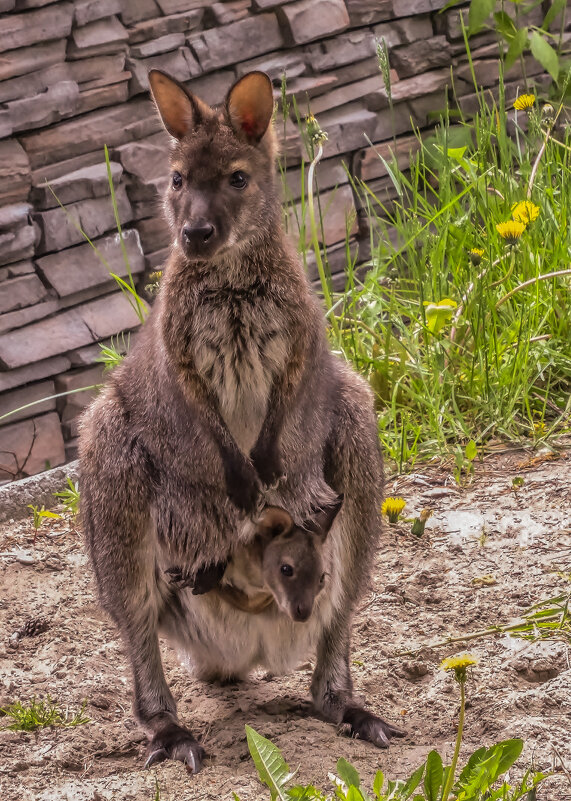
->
[305,495,344,538]
[226,71,274,144]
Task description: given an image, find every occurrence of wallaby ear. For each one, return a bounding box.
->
[226,71,274,144]
[305,495,344,538]
[149,70,209,140]
[256,506,293,539]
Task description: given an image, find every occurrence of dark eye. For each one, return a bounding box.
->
[230,170,248,189]
[320,573,326,585]
[172,171,182,189]
[280,564,293,577]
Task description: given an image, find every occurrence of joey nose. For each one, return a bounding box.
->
[182,222,215,247]
[294,604,311,622]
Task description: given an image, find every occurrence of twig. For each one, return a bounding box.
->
[496,269,571,309]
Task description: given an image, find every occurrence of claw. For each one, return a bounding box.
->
[145,748,168,768]
[342,706,405,749]
[145,722,205,773]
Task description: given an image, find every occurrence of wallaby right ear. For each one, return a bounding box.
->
[149,70,209,140]
[256,506,293,539]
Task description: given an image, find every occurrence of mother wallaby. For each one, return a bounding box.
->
[80,70,402,773]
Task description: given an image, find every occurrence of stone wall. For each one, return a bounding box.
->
[0,0,559,482]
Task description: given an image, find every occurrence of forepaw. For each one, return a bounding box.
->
[250,444,285,489]
[225,462,261,515]
[342,707,405,749]
[145,723,205,773]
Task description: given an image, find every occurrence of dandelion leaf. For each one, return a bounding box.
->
[245,725,293,801]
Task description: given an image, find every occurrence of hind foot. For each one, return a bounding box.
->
[145,722,205,773]
[342,706,405,749]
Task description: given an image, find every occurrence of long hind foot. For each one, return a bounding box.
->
[342,706,405,748]
[145,722,205,773]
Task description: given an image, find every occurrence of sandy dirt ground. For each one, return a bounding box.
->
[1,445,570,801]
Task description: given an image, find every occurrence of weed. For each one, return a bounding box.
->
[1,697,89,731]
[27,504,60,544]
[239,661,547,800]
[53,476,80,517]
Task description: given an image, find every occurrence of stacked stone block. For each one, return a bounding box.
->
[0,0,562,481]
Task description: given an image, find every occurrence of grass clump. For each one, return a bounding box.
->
[328,75,571,471]
[1,696,89,731]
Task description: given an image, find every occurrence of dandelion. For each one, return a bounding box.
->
[441,654,478,675]
[541,103,555,124]
[469,248,484,266]
[305,114,328,146]
[496,220,526,245]
[511,200,539,225]
[411,508,433,537]
[382,496,406,523]
[513,93,535,111]
[440,654,478,801]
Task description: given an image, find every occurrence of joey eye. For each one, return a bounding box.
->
[230,170,248,189]
[280,564,294,577]
[172,171,182,189]
[319,573,326,585]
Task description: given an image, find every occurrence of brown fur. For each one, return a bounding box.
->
[79,70,403,774]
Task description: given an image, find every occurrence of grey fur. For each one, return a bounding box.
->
[79,70,403,772]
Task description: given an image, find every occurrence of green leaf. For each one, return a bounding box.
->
[542,0,566,31]
[529,31,559,81]
[401,764,425,798]
[372,771,385,798]
[468,0,495,35]
[465,440,477,461]
[493,11,517,41]
[245,725,293,801]
[423,751,443,801]
[456,746,487,788]
[505,27,528,70]
[493,739,524,778]
[337,759,361,790]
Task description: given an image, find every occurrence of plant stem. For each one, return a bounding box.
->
[441,680,465,801]
[308,143,339,337]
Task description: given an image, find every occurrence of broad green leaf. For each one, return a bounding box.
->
[468,0,495,35]
[447,146,467,160]
[337,758,361,790]
[542,0,566,31]
[245,725,293,801]
[372,770,384,798]
[346,786,365,801]
[401,763,425,798]
[530,31,559,81]
[465,440,477,460]
[493,738,524,778]
[423,750,443,801]
[505,27,528,70]
[457,746,488,788]
[494,11,517,40]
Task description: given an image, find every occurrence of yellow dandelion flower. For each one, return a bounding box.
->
[511,201,540,225]
[496,220,526,245]
[441,654,478,682]
[513,94,535,111]
[440,654,478,672]
[381,496,406,524]
[469,248,484,265]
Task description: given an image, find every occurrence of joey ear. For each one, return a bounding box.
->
[149,70,210,140]
[226,71,274,144]
[256,506,293,539]
[305,494,344,538]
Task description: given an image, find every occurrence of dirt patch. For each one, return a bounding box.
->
[1,447,570,800]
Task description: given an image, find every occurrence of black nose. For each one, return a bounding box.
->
[182,222,215,246]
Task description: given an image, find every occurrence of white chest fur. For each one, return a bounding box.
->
[192,286,288,453]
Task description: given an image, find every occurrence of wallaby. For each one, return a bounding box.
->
[168,499,342,621]
[79,69,404,774]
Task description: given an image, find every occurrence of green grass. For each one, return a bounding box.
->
[0,696,90,731]
[319,74,571,472]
